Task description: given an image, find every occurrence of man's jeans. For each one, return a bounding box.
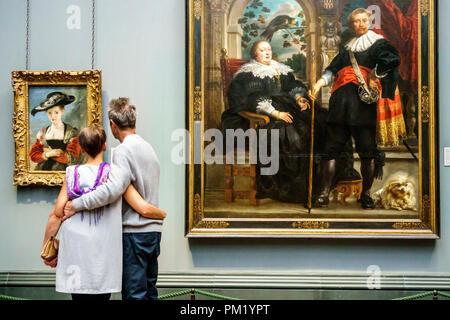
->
[122,232,161,300]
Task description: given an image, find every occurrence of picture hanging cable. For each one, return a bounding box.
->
[91,0,95,70]
[25,0,95,70]
[25,0,30,70]
[25,0,96,69]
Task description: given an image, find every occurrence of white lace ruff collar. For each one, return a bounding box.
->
[345,30,384,52]
[234,59,293,79]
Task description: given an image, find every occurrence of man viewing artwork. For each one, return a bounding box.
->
[63,97,166,300]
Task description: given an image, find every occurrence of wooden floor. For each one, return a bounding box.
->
[204,150,420,220]
[204,190,418,219]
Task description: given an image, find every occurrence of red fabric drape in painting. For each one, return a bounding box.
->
[367,0,418,89]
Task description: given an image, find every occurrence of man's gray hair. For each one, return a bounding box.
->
[108,97,137,129]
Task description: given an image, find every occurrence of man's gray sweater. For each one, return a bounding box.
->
[72,134,162,233]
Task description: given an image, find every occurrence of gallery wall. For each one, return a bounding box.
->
[0,0,449,285]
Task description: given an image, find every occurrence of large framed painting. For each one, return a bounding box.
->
[12,70,102,186]
[186,0,438,238]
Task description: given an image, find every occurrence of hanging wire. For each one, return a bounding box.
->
[26,0,30,70]
[25,0,96,70]
[91,0,95,70]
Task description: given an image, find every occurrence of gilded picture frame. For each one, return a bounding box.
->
[186,0,438,238]
[12,70,102,186]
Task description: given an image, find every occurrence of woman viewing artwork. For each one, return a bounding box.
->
[221,40,358,204]
[30,91,84,171]
[41,125,166,300]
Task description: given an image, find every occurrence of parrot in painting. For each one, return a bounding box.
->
[260,15,298,42]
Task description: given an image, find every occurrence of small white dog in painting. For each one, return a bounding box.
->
[372,171,418,211]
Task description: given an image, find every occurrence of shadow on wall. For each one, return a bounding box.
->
[188,237,436,270]
[101,90,112,162]
[16,186,60,205]
[102,90,110,126]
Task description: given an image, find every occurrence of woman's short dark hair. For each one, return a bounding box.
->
[249,40,270,60]
[78,124,107,158]
[108,97,137,129]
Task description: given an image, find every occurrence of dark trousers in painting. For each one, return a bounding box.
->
[122,232,161,300]
[324,124,377,160]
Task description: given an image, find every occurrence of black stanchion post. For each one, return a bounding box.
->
[191,289,196,300]
[433,290,438,300]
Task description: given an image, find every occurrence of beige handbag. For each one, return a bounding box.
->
[40,236,59,261]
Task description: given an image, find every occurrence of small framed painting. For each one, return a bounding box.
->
[12,70,102,186]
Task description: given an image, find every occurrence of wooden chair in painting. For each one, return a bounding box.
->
[220,48,270,206]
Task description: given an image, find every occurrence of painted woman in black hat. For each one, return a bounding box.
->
[30,91,84,171]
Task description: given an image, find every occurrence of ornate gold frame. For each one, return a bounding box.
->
[12,70,102,186]
[186,0,439,238]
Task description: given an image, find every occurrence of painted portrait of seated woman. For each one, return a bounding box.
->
[221,40,359,204]
[29,91,85,171]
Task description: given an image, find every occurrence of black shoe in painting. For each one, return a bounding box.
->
[313,194,330,208]
[359,194,375,209]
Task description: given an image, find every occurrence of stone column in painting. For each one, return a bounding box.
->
[315,0,341,109]
[317,16,341,109]
[227,24,243,59]
[204,0,233,130]
[304,19,318,95]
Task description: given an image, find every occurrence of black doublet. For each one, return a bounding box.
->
[325,39,400,127]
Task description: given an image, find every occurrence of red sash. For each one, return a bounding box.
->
[331,66,406,146]
[331,66,371,95]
